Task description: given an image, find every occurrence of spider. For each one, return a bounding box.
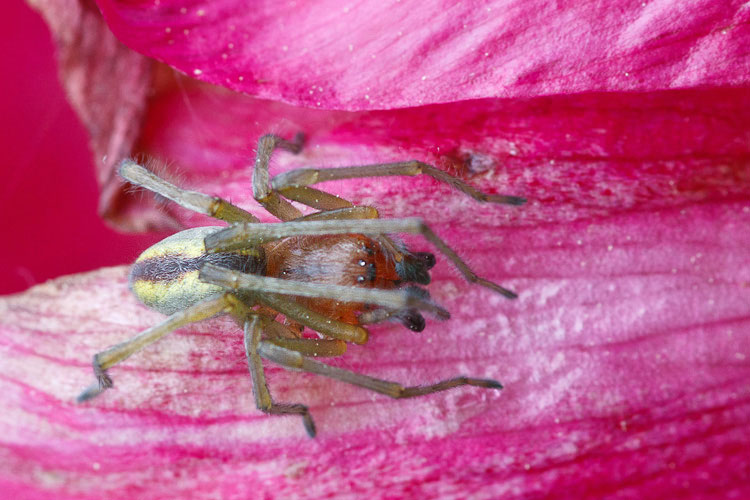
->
[77,133,525,437]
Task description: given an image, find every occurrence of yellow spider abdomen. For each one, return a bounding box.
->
[129,226,266,314]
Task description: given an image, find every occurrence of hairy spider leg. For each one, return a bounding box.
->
[205,218,518,299]
[252,133,306,220]
[258,340,502,402]
[76,293,241,402]
[250,315,503,438]
[271,159,526,206]
[119,161,259,224]
[263,320,348,357]
[76,292,354,404]
[254,132,375,216]
[244,316,317,437]
[266,337,348,357]
[252,134,526,214]
[294,206,380,221]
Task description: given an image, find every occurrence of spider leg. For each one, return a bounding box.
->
[266,338,348,357]
[252,133,306,221]
[295,206,379,221]
[262,316,348,356]
[119,160,259,223]
[253,133,374,217]
[244,316,317,437]
[279,185,354,212]
[204,218,517,299]
[258,341,503,400]
[271,160,526,206]
[76,293,240,403]
[199,263,450,323]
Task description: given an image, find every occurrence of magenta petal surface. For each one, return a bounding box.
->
[95,0,750,109]
[2,79,750,497]
[1,199,749,498]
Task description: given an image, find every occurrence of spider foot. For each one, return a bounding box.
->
[96,372,114,389]
[93,355,114,389]
[76,380,109,403]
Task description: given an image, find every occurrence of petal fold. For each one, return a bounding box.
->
[94,0,750,109]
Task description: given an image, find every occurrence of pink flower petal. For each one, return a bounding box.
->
[2,196,749,498]
[95,0,750,108]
